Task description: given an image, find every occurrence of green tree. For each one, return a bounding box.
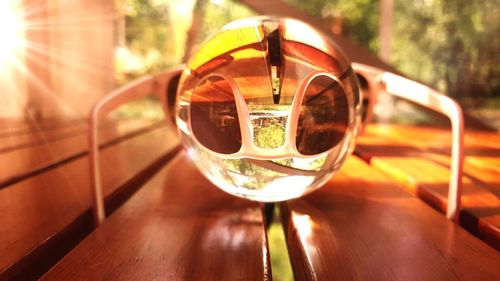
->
[393,0,500,101]
[286,0,500,103]
[286,0,380,51]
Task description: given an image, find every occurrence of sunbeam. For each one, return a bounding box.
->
[0,0,116,171]
[0,1,26,75]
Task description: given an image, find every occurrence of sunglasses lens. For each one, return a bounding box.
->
[296,75,348,155]
[190,76,242,154]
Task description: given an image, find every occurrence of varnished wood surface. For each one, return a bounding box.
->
[0,126,179,280]
[0,119,160,188]
[41,152,271,281]
[0,122,86,151]
[0,118,85,137]
[357,124,500,249]
[0,118,126,152]
[371,157,500,250]
[282,156,500,281]
[357,124,500,162]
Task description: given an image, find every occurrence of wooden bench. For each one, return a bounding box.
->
[0,118,85,138]
[0,117,162,188]
[356,124,500,250]
[41,152,271,280]
[0,124,180,280]
[281,156,500,280]
[21,67,498,280]
[0,83,182,281]
[39,153,500,280]
[5,68,500,280]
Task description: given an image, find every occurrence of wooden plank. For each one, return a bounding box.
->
[41,152,271,281]
[0,118,127,152]
[282,156,500,281]
[0,119,160,188]
[357,124,500,160]
[0,126,180,280]
[357,125,500,185]
[0,118,85,137]
[0,122,87,152]
[371,157,500,250]
[356,124,500,249]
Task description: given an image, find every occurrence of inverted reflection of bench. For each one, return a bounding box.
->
[356,124,500,250]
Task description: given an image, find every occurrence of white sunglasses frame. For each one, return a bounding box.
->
[88,63,464,226]
[185,70,354,160]
[353,63,464,222]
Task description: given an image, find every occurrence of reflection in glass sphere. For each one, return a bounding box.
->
[176,17,361,201]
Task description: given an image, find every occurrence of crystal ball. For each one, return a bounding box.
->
[175,17,361,201]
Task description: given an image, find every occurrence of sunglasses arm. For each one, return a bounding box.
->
[88,66,183,227]
[352,63,464,222]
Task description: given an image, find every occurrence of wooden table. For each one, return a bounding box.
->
[41,151,500,281]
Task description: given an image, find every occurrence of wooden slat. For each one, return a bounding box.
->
[0,126,179,280]
[0,118,125,152]
[0,122,86,151]
[0,119,160,188]
[282,156,500,281]
[0,118,85,138]
[356,124,500,249]
[357,124,500,160]
[371,157,500,250]
[41,152,271,281]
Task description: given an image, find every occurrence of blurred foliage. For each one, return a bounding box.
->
[286,0,380,51]
[286,0,500,104]
[114,0,193,84]
[393,0,499,102]
[194,0,256,45]
[114,0,255,85]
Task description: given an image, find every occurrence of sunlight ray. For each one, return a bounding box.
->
[24,40,113,70]
[8,54,80,116]
[24,13,116,29]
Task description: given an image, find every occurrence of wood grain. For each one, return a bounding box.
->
[0,126,179,280]
[0,118,85,137]
[41,152,271,281]
[0,119,161,188]
[0,118,128,152]
[282,156,500,281]
[357,124,500,249]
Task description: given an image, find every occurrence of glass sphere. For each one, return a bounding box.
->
[175,17,361,202]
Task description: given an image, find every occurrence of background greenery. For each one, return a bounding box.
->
[287,0,499,105]
[115,0,499,120]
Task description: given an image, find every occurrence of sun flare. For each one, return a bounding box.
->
[0,1,25,69]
